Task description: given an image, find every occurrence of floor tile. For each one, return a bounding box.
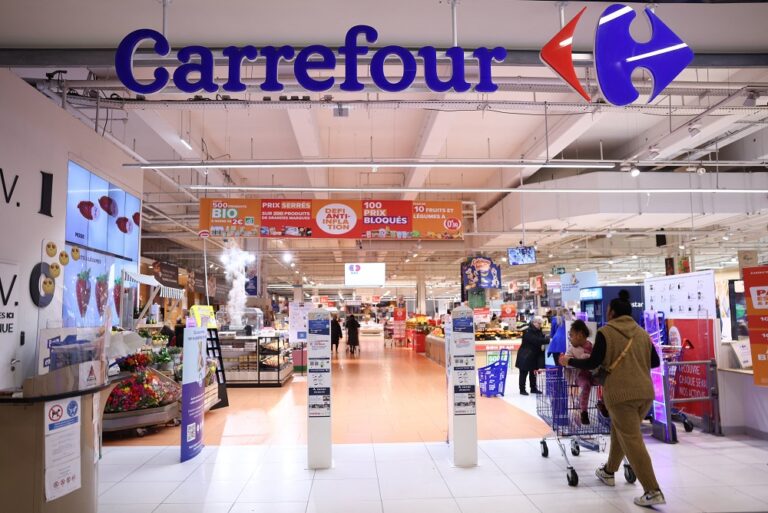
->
[164,480,247,503]
[307,499,383,513]
[99,481,180,504]
[309,478,381,502]
[668,485,768,512]
[229,503,307,513]
[97,505,158,513]
[314,459,379,480]
[237,479,313,502]
[378,476,452,500]
[122,461,200,482]
[455,495,540,513]
[527,490,623,513]
[153,504,233,513]
[442,473,522,498]
[382,498,461,513]
[186,462,259,483]
[99,464,139,483]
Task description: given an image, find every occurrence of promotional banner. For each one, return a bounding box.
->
[461,257,501,291]
[500,303,517,320]
[200,198,463,240]
[560,270,599,303]
[180,326,207,462]
[393,307,406,340]
[667,318,714,418]
[742,266,768,386]
[473,307,491,324]
[152,261,179,288]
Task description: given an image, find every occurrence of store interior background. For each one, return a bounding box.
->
[2,0,768,458]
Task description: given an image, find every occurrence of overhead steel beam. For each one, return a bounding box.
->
[3,48,768,68]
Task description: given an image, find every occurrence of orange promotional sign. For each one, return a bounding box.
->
[199,198,261,238]
[500,303,517,319]
[743,266,768,386]
[199,198,463,240]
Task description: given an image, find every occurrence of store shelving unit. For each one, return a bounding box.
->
[219,332,294,387]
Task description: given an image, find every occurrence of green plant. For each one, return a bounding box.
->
[154,347,172,365]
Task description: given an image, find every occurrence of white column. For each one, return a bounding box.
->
[307,307,332,469]
[416,272,427,314]
[447,305,478,466]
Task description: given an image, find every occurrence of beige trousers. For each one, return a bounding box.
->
[605,398,661,493]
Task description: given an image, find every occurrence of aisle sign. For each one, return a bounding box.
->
[393,307,406,340]
[180,326,207,462]
[743,266,768,386]
[44,397,81,501]
[199,198,463,240]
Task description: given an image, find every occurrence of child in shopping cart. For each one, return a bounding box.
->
[567,320,596,425]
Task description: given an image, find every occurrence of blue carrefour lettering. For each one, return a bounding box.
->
[418,47,471,93]
[173,45,219,93]
[339,25,378,92]
[115,28,170,95]
[594,4,694,106]
[370,45,417,92]
[295,45,336,92]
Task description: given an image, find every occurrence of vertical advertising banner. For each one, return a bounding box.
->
[180,326,207,462]
[393,307,406,340]
[743,266,768,386]
[307,310,332,418]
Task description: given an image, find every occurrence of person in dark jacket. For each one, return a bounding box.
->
[331,314,342,354]
[515,316,548,395]
[345,314,361,355]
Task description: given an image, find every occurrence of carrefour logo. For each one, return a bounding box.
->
[348,264,361,274]
[540,3,693,106]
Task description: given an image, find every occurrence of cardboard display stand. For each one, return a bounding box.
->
[447,305,478,467]
[307,308,332,469]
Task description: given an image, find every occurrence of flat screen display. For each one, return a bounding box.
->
[344,263,386,287]
[507,246,537,265]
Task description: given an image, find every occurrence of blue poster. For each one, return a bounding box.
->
[462,257,501,290]
[181,327,207,462]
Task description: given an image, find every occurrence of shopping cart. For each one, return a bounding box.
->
[660,344,695,433]
[536,367,637,487]
[478,349,510,397]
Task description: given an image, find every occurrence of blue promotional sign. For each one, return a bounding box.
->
[540,3,693,107]
[245,275,258,296]
[579,287,603,301]
[453,315,474,334]
[308,318,330,336]
[180,327,207,462]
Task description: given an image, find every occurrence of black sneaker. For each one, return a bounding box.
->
[531,389,543,395]
[581,411,590,425]
[520,390,529,396]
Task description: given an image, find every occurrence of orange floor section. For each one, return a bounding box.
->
[105,335,550,446]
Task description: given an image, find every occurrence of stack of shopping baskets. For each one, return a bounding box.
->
[478,349,510,397]
[536,367,637,487]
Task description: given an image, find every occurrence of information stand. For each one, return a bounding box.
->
[307,308,332,469]
[447,305,478,467]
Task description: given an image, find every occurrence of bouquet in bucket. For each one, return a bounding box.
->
[115,352,154,372]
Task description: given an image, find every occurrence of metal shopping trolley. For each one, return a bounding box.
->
[536,367,636,487]
[660,344,695,433]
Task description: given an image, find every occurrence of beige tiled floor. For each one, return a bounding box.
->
[105,335,549,446]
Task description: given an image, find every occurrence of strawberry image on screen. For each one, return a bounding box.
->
[76,269,92,317]
[77,200,99,220]
[98,196,118,217]
[132,212,141,227]
[113,278,122,314]
[96,273,109,316]
[116,217,133,234]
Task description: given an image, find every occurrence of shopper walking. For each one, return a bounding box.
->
[331,314,342,354]
[345,314,361,355]
[515,317,548,395]
[559,296,664,507]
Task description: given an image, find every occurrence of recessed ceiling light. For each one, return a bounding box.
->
[548,253,554,258]
[632,254,638,259]
[679,244,685,250]
[630,166,641,178]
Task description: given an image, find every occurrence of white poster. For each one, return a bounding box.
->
[0,261,19,389]
[307,309,331,418]
[289,302,312,344]
[44,397,82,501]
[644,270,717,320]
[560,270,599,304]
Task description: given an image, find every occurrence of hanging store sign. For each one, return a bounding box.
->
[116,7,692,106]
[199,198,463,240]
[742,266,768,386]
[541,4,693,106]
[461,257,501,291]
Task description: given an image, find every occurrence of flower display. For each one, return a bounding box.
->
[115,352,154,372]
[105,368,181,413]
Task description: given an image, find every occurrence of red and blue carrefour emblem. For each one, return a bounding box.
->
[349,264,361,272]
[540,4,694,106]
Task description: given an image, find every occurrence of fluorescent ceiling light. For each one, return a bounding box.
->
[188,185,768,195]
[128,159,615,170]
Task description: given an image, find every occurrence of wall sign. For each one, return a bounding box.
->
[743,266,768,386]
[116,26,507,95]
[200,198,463,240]
[541,4,693,106]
